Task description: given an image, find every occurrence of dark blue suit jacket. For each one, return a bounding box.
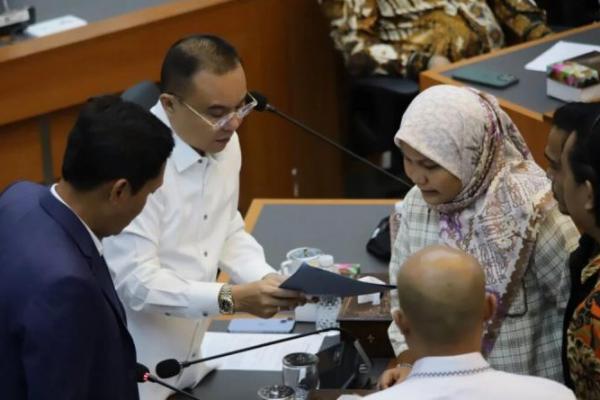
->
[0,182,139,400]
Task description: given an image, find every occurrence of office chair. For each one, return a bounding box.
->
[121,81,161,110]
[349,76,418,156]
[536,0,599,28]
[344,75,418,198]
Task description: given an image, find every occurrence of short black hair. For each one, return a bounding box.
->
[62,95,174,193]
[567,110,600,226]
[554,102,600,134]
[160,34,241,96]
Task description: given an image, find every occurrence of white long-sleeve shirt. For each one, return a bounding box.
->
[103,101,274,400]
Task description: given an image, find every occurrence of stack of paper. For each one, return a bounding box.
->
[526,41,600,72]
[200,332,324,371]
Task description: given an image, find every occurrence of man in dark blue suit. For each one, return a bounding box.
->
[0,95,174,400]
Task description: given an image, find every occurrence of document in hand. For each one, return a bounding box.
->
[279,264,395,297]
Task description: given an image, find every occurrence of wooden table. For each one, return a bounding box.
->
[420,22,600,168]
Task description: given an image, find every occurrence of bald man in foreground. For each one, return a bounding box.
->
[364,245,574,400]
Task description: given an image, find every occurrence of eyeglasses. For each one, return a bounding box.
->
[176,92,257,131]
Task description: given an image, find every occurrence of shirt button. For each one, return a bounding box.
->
[192,352,198,358]
[198,159,203,164]
[203,214,208,220]
[204,251,208,257]
[202,312,208,317]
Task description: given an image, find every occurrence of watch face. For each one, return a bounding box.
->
[221,299,232,313]
[219,288,234,314]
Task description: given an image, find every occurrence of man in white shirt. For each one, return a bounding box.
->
[103,34,306,400]
[363,245,575,400]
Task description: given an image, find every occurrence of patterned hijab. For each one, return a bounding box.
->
[394,85,555,352]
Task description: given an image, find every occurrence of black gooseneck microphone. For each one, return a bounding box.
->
[155,327,371,379]
[250,91,412,189]
[136,363,202,400]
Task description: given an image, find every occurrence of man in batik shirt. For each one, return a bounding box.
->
[319,0,551,77]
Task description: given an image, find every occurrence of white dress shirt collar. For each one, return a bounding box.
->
[50,184,103,255]
[151,101,222,173]
[172,133,205,173]
[409,352,490,377]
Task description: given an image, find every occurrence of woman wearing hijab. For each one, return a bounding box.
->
[383,85,580,386]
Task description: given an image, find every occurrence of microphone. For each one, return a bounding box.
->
[136,363,202,400]
[250,91,412,189]
[156,327,371,379]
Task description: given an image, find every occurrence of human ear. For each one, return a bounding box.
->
[483,293,497,322]
[159,93,176,114]
[393,308,410,337]
[108,179,130,203]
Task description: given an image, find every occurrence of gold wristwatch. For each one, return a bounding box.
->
[218,284,235,315]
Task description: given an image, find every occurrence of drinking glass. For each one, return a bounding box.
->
[282,352,319,400]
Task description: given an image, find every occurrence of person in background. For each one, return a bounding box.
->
[358,245,575,399]
[555,111,600,398]
[319,0,551,78]
[379,85,579,388]
[103,34,307,400]
[0,96,174,400]
[544,102,600,389]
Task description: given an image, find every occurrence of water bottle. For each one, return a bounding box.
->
[315,255,342,330]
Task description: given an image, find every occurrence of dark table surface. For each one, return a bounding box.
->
[442,27,600,115]
[1,0,175,47]
[178,320,388,400]
[251,204,394,274]
[9,0,173,23]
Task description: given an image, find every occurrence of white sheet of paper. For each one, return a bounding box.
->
[525,41,600,72]
[200,332,325,371]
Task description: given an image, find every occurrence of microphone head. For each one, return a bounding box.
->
[135,363,150,383]
[250,91,270,112]
[156,358,182,379]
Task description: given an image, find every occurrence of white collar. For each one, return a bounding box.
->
[50,184,104,256]
[409,352,490,378]
[150,100,218,173]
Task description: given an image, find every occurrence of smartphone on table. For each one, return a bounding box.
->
[228,318,296,333]
[452,66,519,89]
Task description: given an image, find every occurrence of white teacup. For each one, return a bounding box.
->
[280,247,322,276]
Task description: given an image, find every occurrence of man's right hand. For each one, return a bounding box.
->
[377,349,415,389]
[377,364,412,389]
[231,273,307,318]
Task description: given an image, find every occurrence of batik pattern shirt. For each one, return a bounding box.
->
[319,0,551,77]
[567,254,600,399]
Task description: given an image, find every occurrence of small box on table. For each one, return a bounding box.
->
[337,273,394,358]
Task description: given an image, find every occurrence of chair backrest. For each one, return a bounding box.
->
[349,76,418,154]
[536,0,599,27]
[121,81,161,110]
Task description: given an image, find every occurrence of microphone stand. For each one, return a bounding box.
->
[137,364,202,400]
[185,327,345,367]
[157,327,371,380]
